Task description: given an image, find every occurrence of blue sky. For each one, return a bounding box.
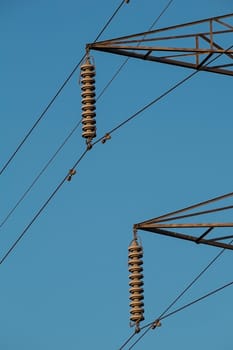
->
[1,1,233,349]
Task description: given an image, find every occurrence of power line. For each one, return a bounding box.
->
[117,168,233,349]
[0,147,89,265]
[94,0,126,43]
[150,0,174,28]
[144,190,233,224]
[0,0,129,230]
[0,119,81,230]
[0,0,174,234]
[101,69,198,137]
[97,0,174,101]
[2,3,232,349]
[94,40,233,139]
[0,2,184,260]
[0,0,173,234]
[0,37,231,350]
[161,278,233,321]
[0,0,127,177]
[2,38,232,267]
[0,40,225,232]
[118,332,137,350]
[117,242,228,349]
[0,61,84,177]
[149,203,233,224]
[0,65,197,263]
[127,278,233,350]
[102,66,198,136]
[2,2,232,297]
[116,44,233,349]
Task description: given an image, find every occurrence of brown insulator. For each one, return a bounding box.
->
[128,238,144,327]
[80,59,96,144]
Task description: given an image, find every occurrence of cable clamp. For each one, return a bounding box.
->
[67,169,76,182]
[151,319,162,330]
[133,228,138,240]
[101,133,111,144]
[86,142,93,150]
[135,323,140,333]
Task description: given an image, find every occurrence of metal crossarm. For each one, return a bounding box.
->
[134,226,233,250]
[87,13,233,76]
[134,191,233,251]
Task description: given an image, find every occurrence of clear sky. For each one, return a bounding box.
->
[1,1,233,349]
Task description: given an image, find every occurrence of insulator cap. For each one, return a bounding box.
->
[80,59,96,143]
[129,279,144,287]
[81,90,96,98]
[130,300,144,308]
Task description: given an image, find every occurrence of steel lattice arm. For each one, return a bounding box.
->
[134,192,233,251]
[87,13,233,76]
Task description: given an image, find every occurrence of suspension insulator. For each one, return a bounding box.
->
[80,58,96,144]
[128,238,144,329]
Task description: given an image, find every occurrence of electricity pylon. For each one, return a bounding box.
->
[86,13,233,250]
[84,13,233,332]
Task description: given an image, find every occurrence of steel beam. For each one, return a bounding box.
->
[135,226,233,250]
[87,13,233,77]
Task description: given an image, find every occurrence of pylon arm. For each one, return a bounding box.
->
[134,189,233,251]
[87,13,233,76]
[137,222,233,228]
[134,225,233,250]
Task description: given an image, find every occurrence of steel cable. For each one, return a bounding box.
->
[116,42,233,350]
[3,32,233,268]
[0,120,81,230]
[97,0,174,101]
[0,0,175,234]
[0,0,127,177]
[0,147,88,264]
[0,0,128,230]
[127,278,233,350]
